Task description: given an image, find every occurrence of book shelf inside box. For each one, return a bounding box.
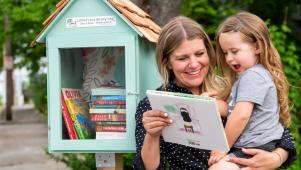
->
[59,47,126,140]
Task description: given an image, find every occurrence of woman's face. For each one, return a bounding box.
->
[168,38,209,95]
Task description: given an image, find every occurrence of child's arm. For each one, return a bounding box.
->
[216,100,228,117]
[201,91,228,117]
[225,101,254,148]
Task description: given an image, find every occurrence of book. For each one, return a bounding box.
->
[96,132,127,139]
[146,90,229,152]
[91,87,125,96]
[92,100,126,105]
[89,108,126,114]
[95,125,126,132]
[91,95,126,101]
[96,121,126,125]
[61,93,77,139]
[62,88,94,139]
[90,113,126,122]
[91,104,126,109]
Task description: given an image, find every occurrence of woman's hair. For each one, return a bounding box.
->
[156,16,224,96]
[215,12,290,127]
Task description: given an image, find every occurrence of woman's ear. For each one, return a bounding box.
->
[167,62,172,69]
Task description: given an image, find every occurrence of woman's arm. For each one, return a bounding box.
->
[133,98,171,170]
[141,110,171,169]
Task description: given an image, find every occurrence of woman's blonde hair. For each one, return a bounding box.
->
[215,12,290,127]
[156,16,224,96]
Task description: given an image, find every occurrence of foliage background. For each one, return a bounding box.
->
[0,0,300,169]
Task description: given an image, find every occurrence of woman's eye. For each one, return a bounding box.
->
[177,57,187,61]
[196,52,204,57]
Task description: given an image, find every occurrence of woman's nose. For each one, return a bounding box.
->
[188,56,199,68]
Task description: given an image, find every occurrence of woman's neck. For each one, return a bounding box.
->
[173,80,200,95]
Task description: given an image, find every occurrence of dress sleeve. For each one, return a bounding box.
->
[133,97,166,170]
[276,128,296,168]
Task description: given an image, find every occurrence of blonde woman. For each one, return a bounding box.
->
[134,16,296,170]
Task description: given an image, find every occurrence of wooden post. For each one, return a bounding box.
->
[97,153,123,170]
[4,13,14,121]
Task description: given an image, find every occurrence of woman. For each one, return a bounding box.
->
[133,16,295,170]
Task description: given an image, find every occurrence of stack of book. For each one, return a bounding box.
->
[90,88,127,139]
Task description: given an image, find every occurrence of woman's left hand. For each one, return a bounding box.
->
[227,148,281,170]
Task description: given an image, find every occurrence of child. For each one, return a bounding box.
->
[208,12,291,170]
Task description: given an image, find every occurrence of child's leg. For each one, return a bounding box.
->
[208,156,240,170]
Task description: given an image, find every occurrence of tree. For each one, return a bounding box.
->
[131,0,184,26]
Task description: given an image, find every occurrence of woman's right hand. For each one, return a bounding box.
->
[142,110,172,138]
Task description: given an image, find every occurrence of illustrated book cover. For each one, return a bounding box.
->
[146,90,229,152]
[61,88,94,139]
[61,93,77,139]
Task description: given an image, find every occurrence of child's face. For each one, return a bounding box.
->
[219,32,259,74]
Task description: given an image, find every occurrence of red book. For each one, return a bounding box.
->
[61,93,77,139]
[92,100,126,105]
[96,125,126,132]
[90,114,126,122]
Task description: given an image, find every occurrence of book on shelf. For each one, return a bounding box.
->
[61,93,77,140]
[89,108,126,114]
[91,95,126,101]
[91,87,125,96]
[62,88,94,139]
[91,104,126,109]
[92,100,126,105]
[96,132,127,139]
[95,124,126,132]
[146,90,229,152]
[90,113,126,122]
[96,121,126,125]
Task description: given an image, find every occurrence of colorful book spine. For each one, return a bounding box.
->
[91,104,126,109]
[92,100,126,105]
[96,121,126,125]
[91,95,126,101]
[89,108,126,114]
[90,114,126,122]
[61,94,77,140]
[96,132,127,139]
[73,120,87,139]
[96,125,126,132]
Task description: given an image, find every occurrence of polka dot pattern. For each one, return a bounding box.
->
[132,82,296,169]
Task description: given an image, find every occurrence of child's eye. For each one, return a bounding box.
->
[231,50,238,54]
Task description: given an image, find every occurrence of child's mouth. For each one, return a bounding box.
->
[233,64,241,70]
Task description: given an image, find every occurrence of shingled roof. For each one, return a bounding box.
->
[31,0,161,46]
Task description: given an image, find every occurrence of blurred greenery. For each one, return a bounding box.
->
[1,0,300,169]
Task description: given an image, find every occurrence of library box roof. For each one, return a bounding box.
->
[31,0,161,46]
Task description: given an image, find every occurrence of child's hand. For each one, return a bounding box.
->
[201,91,218,97]
[208,150,227,166]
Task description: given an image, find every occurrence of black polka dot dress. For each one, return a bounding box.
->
[133,83,296,170]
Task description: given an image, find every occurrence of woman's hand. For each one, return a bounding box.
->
[208,150,227,166]
[142,110,172,138]
[228,148,282,170]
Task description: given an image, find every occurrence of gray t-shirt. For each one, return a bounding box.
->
[228,64,284,148]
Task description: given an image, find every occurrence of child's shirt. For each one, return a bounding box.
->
[228,64,284,148]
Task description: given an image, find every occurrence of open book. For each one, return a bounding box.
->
[147,90,229,152]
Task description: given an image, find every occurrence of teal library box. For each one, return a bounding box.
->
[32,0,162,152]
